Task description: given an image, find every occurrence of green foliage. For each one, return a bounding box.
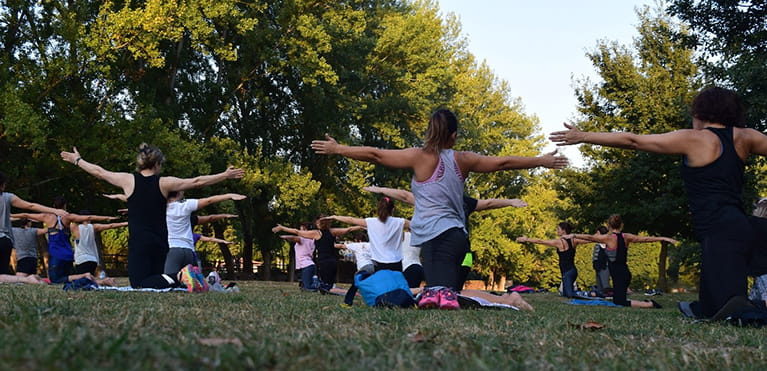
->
[668,0,767,128]
[560,6,702,289]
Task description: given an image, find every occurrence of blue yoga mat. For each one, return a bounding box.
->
[568,299,623,307]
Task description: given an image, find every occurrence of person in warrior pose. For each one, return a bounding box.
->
[313,108,567,309]
[551,87,765,318]
[61,143,244,289]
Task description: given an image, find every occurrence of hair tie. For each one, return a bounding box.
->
[384,196,390,203]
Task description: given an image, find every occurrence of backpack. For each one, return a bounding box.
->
[354,270,416,308]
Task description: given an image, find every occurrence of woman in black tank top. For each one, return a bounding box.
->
[61,143,244,289]
[567,214,677,308]
[516,222,591,298]
[552,87,767,318]
[273,216,363,293]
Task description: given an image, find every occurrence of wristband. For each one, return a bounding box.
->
[74,157,81,166]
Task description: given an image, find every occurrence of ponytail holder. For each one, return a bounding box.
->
[384,197,390,203]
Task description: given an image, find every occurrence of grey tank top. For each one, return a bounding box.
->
[0,192,14,242]
[410,149,466,246]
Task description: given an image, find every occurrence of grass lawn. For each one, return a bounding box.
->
[0,279,765,370]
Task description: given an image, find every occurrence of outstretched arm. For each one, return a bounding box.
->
[312,134,421,170]
[322,215,367,227]
[562,233,612,244]
[515,236,564,249]
[475,198,527,211]
[196,193,247,210]
[92,222,129,232]
[10,213,47,223]
[623,233,678,245]
[66,214,119,223]
[102,194,127,202]
[10,197,67,217]
[279,235,301,243]
[331,225,365,237]
[198,235,233,245]
[458,150,568,174]
[363,186,415,205]
[159,166,244,194]
[195,214,238,225]
[549,123,702,156]
[271,224,321,240]
[61,147,134,193]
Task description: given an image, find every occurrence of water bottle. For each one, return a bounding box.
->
[99,270,106,280]
[312,275,319,289]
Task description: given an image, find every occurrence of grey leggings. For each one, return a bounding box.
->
[164,248,197,275]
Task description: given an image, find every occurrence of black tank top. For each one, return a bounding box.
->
[680,126,747,239]
[127,173,168,250]
[612,233,628,265]
[557,238,576,272]
[315,229,336,261]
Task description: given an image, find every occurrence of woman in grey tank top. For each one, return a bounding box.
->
[313,109,568,309]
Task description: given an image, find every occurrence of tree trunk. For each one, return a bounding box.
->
[496,275,507,292]
[288,244,295,282]
[657,241,669,292]
[212,223,235,278]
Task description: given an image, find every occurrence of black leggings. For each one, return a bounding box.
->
[609,262,632,306]
[0,237,12,275]
[698,234,751,317]
[128,242,175,289]
[316,258,337,291]
[74,261,98,275]
[420,227,469,290]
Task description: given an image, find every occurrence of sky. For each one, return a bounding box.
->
[437,0,656,167]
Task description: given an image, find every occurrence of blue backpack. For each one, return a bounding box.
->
[354,270,416,308]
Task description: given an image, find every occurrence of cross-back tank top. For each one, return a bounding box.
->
[410,149,466,246]
[47,215,74,261]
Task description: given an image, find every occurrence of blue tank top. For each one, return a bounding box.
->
[410,149,466,245]
[557,238,576,273]
[680,126,748,239]
[48,216,74,261]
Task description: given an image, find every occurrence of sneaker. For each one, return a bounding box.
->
[178,264,199,293]
[678,301,700,319]
[438,288,460,310]
[192,266,209,292]
[645,289,663,296]
[418,288,440,309]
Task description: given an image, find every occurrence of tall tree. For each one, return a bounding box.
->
[565,6,700,290]
[668,0,767,128]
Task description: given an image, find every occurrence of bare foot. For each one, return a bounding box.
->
[22,275,46,285]
[504,292,534,311]
[96,277,116,286]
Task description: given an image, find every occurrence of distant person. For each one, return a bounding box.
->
[279,222,319,291]
[11,218,46,278]
[591,226,610,294]
[61,143,244,289]
[516,222,592,298]
[0,171,66,281]
[565,214,677,308]
[14,196,118,284]
[273,216,362,293]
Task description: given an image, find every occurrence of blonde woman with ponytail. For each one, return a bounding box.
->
[61,143,244,289]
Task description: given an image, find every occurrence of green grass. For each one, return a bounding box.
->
[0,280,765,370]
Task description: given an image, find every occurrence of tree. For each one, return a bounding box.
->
[566,6,700,290]
[668,0,767,128]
